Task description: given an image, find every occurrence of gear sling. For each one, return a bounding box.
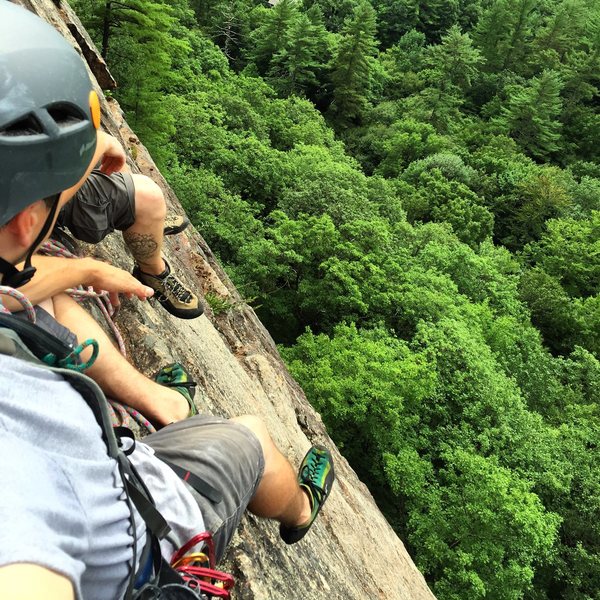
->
[0,314,234,599]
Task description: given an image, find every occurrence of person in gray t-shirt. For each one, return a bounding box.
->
[0,4,335,599]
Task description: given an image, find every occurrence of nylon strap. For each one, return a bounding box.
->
[158,457,223,504]
[0,324,175,596]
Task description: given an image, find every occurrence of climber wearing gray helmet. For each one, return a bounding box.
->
[0,4,335,600]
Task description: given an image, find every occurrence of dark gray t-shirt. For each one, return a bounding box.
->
[0,354,203,599]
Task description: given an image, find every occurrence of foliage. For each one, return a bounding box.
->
[73,0,600,596]
[494,70,564,159]
[329,1,378,124]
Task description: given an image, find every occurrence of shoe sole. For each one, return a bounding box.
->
[164,217,190,236]
[153,294,204,319]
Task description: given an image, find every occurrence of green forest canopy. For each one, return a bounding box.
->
[73,1,600,598]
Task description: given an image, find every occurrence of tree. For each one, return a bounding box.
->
[374,0,420,48]
[519,268,582,355]
[301,0,358,31]
[379,29,428,99]
[402,170,493,247]
[329,1,378,124]
[474,0,540,73]
[490,165,573,249]
[425,25,484,93]
[282,322,435,508]
[73,0,198,166]
[527,0,587,75]
[522,212,600,299]
[495,70,564,159]
[373,119,447,177]
[404,449,560,600]
[267,10,330,97]
[246,0,298,74]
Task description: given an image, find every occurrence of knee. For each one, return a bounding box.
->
[230,415,273,456]
[132,174,166,222]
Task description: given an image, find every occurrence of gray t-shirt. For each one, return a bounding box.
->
[0,354,204,599]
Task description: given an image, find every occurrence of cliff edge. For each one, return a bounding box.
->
[15,1,437,598]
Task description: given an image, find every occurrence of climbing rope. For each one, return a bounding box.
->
[0,286,37,323]
[38,237,156,434]
[39,240,127,356]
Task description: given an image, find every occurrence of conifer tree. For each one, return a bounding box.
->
[474,0,539,73]
[329,1,378,124]
[426,25,484,92]
[374,0,419,48]
[246,0,299,75]
[268,10,329,97]
[529,0,586,69]
[496,70,564,159]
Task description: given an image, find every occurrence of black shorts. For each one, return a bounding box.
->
[58,170,136,243]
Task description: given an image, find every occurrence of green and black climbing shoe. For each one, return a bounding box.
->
[164,214,190,236]
[280,445,335,545]
[133,259,203,319]
[155,362,198,417]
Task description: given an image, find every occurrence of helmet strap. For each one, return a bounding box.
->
[0,193,61,289]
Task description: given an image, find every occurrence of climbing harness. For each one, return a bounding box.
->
[0,315,234,599]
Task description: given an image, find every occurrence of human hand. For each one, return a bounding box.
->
[84,258,153,308]
[98,132,127,175]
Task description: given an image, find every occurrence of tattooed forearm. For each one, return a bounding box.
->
[123,231,159,261]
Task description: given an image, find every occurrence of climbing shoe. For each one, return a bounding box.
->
[133,259,203,319]
[164,214,190,236]
[155,362,198,417]
[280,445,335,545]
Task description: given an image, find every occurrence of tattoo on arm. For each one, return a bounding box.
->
[123,231,159,261]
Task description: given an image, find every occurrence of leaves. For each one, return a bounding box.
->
[71,0,600,597]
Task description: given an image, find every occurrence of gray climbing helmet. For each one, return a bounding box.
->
[0,1,99,226]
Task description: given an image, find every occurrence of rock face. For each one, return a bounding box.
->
[14,1,437,598]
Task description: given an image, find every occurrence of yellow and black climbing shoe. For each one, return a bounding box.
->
[133,259,203,319]
[280,445,335,544]
[163,214,189,236]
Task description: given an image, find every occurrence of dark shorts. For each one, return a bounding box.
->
[13,306,78,348]
[144,416,265,563]
[58,169,136,243]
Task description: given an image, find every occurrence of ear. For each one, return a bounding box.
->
[5,202,44,248]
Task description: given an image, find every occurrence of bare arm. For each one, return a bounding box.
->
[60,130,127,205]
[3,255,153,311]
[0,564,74,600]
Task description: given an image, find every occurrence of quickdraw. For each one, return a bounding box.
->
[171,533,235,599]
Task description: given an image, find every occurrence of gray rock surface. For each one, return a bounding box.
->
[14,1,437,598]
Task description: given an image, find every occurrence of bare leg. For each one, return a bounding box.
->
[52,293,189,426]
[122,174,166,276]
[231,415,312,528]
[120,173,201,320]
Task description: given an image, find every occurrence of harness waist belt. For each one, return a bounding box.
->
[158,457,223,504]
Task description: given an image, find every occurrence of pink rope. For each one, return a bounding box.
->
[40,239,155,433]
[0,286,37,322]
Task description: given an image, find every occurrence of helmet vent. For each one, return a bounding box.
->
[0,114,43,137]
[47,103,84,129]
